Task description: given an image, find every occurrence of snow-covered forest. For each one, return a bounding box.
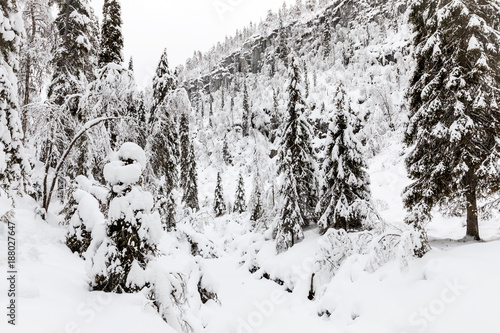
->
[1,0,500,332]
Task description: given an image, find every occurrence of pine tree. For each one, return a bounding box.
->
[404,0,500,241]
[213,172,226,217]
[222,137,233,165]
[272,88,279,114]
[233,172,246,214]
[182,142,199,212]
[275,54,318,252]
[179,113,190,188]
[151,49,177,120]
[322,20,331,59]
[276,18,288,67]
[128,56,134,71]
[317,86,372,234]
[249,159,264,225]
[242,79,250,136]
[0,0,29,192]
[148,50,179,186]
[303,61,309,98]
[154,180,176,230]
[230,94,235,125]
[99,0,124,67]
[92,143,161,293]
[221,84,225,110]
[250,191,262,224]
[48,0,98,115]
[148,103,178,192]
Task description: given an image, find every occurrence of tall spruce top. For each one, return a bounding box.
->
[99,0,124,67]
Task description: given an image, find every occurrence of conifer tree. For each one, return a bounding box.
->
[222,137,233,165]
[128,56,134,71]
[221,84,225,111]
[148,104,178,192]
[276,18,288,67]
[404,0,500,241]
[303,61,309,98]
[91,143,161,293]
[179,113,190,188]
[151,49,177,120]
[213,172,226,217]
[99,0,124,67]
[275,54,318,252]
[272,88,279,114]
[154,181,176,230]
[148,51,179,183]
[178,111,199,211]
[48,0,98,115]
[249,156,264,225]
[230,94,235,125]
[182,142,199,212]
[242,79,250,136]
[250,191,262,224]
[317,86,372,233]
[233,172,246,214]
[322,20,331,59]
[0,0,29,191]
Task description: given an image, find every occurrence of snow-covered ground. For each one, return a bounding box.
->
[1,139,499,333]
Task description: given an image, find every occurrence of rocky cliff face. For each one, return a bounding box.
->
[182,0,409,101]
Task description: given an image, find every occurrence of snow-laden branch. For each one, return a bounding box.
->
[43,117,119,215]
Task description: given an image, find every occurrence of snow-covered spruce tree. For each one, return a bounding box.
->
[99,0,123,67]
[213,172,226,217]
[222,136,233,165]
[303,61,309,98]
[0,0,29,192]
[322,19,331,59]
[147,104,178,227]
[242,79,250,136]
[233,172,246,214]
[182,142,199,212]
[154,180,176,231]
[179,113,199,212]
[147,51,180,227]
[276,18,288,67]
[91,143,162,293]
[275,54,318,252]
[48,0,98,115]
[317,85,373,234]
[150,49,178,121]
[404,0,500,241]
[179,113,190,188]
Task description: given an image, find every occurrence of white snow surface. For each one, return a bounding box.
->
[1,138,500,333]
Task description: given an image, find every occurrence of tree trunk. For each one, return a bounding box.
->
[465,168,480,240]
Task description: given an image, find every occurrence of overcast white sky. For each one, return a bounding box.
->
[90,0,297,87]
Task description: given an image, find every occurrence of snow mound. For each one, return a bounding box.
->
[103,142,146,186]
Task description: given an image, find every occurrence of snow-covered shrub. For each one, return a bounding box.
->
[65,176,108,255]
[90,143,162,293]
[365,226,428,272]
[312,229,353,295]
[145,238,217,333]
[177,219,221,259]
